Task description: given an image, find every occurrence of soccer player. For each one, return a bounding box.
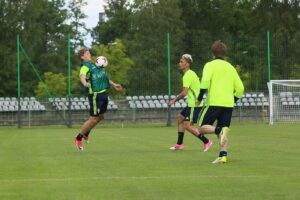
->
[168,54,213,151]
[74,48,122,150]
[197,40,244,163]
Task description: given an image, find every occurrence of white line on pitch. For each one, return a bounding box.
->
[0,175,298,183]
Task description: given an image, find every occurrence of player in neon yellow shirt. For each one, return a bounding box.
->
[197,41,244,163]
[168,54,212,151]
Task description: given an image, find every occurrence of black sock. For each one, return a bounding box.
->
[215,127,222,135]
[76,133,83,141]
[85,131,90,137]
[177,132,184,145]
[219,151,227,157]
[197,134,209,144]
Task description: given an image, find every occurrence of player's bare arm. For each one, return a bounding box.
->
[80,74,91,87]
[168,87,188,106]
[109,80,123,91]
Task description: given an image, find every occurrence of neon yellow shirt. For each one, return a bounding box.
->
[80,65,93,94]
[200,59,244,107]
[183,69,202,107]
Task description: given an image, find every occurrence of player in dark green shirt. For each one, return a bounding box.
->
[74,48,123,151]
[168,54,212,151]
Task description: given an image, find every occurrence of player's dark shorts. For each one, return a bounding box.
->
[180,107,203,123]
[88,92,108,117]
[198,106,233,127]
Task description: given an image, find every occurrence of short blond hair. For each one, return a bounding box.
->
[182,54,193,64]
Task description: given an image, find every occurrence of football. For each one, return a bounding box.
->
[95,56,108,68]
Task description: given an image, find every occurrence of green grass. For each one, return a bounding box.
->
[0,123,300,200]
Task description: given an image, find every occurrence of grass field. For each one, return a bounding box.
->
[0,123,300,200]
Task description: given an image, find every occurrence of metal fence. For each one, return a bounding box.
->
[0,92,270,127]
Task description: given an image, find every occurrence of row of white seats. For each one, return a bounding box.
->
[281,101,300,106]
[129,99,187,104]
[127,95,177,101]
[127,93,264,101]
[50,97,118,111]
[280,97,300,102]
[54,104,118,111]
[49,97,114,102]
[239,97,268,103]
[236,102,269,107]
[0,100,43,107]
[279,92,294,98]
[0,105,46,112]
[243,93,264,98]
[129,102,186,109]
[49,97,87,102]
[0,97,45,112]
[130,101,269,109]
[0,97,37,101]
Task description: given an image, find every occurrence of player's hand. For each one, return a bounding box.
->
[168,99,176,106]
[196,100,201,105]
[114,84,123,91]
[84,82,91,88]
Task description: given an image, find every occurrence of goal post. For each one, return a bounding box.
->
[268,80,300,124]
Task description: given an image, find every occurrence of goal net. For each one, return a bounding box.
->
[268,80,300,124]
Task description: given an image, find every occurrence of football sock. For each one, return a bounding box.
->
[219,151,227,157]
[215,127,222,135]
[197,134,209,144]
[76,134,83,141]
[177,132,184,145]
[85,131,90,137]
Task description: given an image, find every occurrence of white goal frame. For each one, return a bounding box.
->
[268,80,300,125]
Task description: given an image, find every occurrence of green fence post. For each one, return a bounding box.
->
[67,33,72,128]
[167,32,172,126]
[17,35,21,128]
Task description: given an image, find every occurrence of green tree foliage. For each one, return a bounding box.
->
[35,72,66,97]
[92,0,132,45]
[92,0,300,94]
[2,0,300,97]
[92,39,134,97]
[125,0,185,95]
[68,0,89,48]
[0,0,87,97]
[35,69,82,98]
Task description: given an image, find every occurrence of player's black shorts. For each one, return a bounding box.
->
[88,92,108,117]
[180,107,203,123]
[198,106,233,127]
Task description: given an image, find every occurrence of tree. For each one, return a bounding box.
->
[0,0,90,97]
[35,72,67,97]
[126,0,185,95]
[92,0,132,45]
[68,0,90,48]
[35,69,82,98]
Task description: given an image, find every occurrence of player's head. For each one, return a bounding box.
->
[182,54,193,64]
[78,48,91,62]
[179,54,192,70]
[211,40,227,58]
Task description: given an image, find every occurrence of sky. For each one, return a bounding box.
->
[81,0,107,46]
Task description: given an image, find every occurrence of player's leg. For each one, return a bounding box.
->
[197,106,227,163]
[169,108,186,150]
[198,106,223,136]
[74,92,108,150]
[184,107,212,152]
[74,115,103,150]
[212,108,233,164]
